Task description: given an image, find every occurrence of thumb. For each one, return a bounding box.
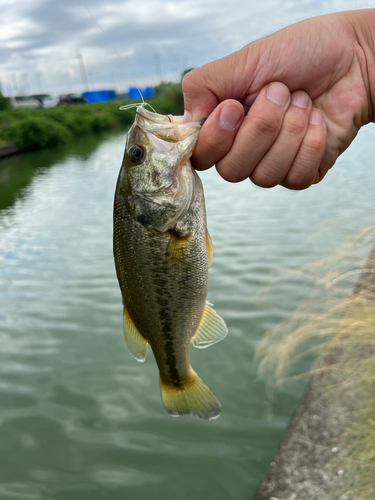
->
[182,51,252,121]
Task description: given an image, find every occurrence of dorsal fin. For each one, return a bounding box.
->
[192,302,228,348]
[123,305,148,362]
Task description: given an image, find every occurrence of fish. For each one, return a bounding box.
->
[113,106,228,420]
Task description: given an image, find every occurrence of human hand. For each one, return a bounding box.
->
[182,10,375,189]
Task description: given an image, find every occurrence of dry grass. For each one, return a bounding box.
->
[255,227,375,386]
[255,225,375,500]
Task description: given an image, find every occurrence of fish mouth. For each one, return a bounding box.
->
[136,106,204,127]
[135,106,203,144]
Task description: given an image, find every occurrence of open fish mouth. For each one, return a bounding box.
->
[135,106,204,144]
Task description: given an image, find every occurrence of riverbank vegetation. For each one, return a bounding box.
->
[0,83,184,153]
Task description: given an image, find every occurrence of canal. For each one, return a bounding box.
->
[0,126,374,499]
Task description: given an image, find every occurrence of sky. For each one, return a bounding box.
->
[0,0,372,97]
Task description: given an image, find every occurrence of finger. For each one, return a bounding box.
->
[191,100,244,171]
[182,65,221,122]
[215,83,291,183]
[182,53,248,121]
[313,149,338,184]
[250,91,312,188]
[313,164,330,184]
[281,109,327,190]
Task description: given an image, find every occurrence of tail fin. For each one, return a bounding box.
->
[159,370,221,420]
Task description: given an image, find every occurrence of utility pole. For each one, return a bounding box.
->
[175,56,182,81]
[36,72,43,93]
[21,73,30,95]
[77,49,89,92]
[154,52,163,84]
[110,71,117,92]
[11,73,19,96]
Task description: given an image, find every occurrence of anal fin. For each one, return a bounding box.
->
[123,306,148,362]
[192,302,228,348]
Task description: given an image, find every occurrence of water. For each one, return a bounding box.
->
[0,126,374,500]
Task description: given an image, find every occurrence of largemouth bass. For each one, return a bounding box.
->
[113,106,228,420]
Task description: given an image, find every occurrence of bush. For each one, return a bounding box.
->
[1,116,72,150]
[46,107,94,135]
[147,84,184,115]
[0,92,9,112]
[89,108,119,132]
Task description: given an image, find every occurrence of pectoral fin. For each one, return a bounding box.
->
[206,229,213,267]
[123,306,148,362]
[192,302,228,348]
[166,233,191,266]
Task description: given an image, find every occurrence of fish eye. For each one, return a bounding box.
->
[129,145,145,164]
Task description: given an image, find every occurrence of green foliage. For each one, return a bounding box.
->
[45,107,92,135]
[0,91,9,111]
[154,81,176,97]
[1,117,72,149]
[149,84,184,115]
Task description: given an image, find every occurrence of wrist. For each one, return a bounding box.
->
[347,9,375,123]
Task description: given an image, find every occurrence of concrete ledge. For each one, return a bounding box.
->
[0,144,19,158]
[253,245,375,500]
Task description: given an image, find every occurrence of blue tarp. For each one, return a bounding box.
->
[82,90,116,103]
[128,87,155,99]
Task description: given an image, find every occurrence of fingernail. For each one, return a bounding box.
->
[267,83,289,106]
[183,110,192,123]
[309,109,323,125]
[291,92,309,109]
[219,103,243,130]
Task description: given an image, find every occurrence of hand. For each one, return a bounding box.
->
[182,10,375,189]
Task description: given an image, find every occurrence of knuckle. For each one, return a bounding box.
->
[250,171,279,188]
[202,136,228,157]
[251,161,284,188]
[181,70,196,93]
[285,164,316,188]
[284,117,307,137]
[286,135,325,186]
[252,113,281,137]
[216,155,248,183]
[304,135,325,155]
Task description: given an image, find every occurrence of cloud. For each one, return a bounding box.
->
[0,0,371,96]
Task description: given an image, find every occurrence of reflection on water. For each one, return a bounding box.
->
[0,127,374,499]
[0,133,109,212]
